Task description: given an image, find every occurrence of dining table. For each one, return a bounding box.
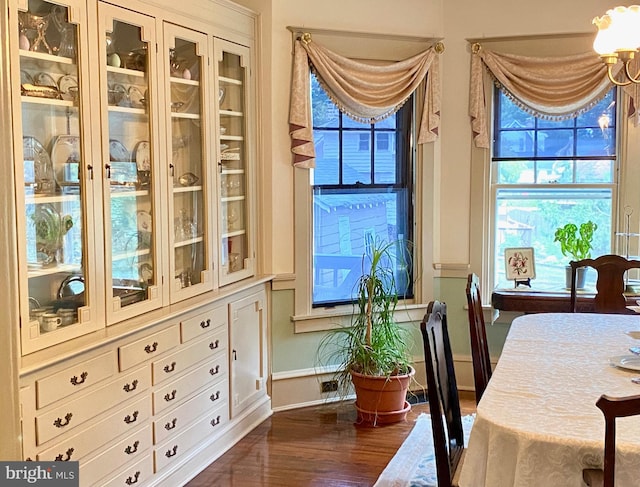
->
[458,312,640,487]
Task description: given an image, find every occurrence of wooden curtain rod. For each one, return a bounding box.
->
[286,25,442,45]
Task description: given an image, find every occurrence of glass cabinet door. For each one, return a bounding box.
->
[98,4,163,324]
[215,39,255,286]
[163,24,214,301]
[11,0,100,354]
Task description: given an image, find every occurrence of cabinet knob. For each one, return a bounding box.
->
[144,342,158,354]
[123,379,139,393]
[164,418,177,431]
[124,440,139,455]
[105,163,111,179]
[165,445,178,458]
[164,389,177,402]
[124,411,139,424]
[54,447,74,461]
[70,371,88,386]
[210,391,220,402]
[200,319,211,329]
[163,361,177,373]
[125,471,141,485]
[53,413,73,428]
[209,365,220,376]
[210,416,221,427]
[209,340,219,350]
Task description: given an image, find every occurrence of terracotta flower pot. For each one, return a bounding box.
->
[350,366,415,426]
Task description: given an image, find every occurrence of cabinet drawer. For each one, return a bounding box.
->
[36,352,116,409]
[35,366,150,445]
[180,305,227,343]
[37,395,151,462]
[152,327,227,385]
[119,325,180,371]
[81,425,152,486]
[152,358,227,415]
[153,379,228,445]
[99,455,155,487]
[154,400,228,471]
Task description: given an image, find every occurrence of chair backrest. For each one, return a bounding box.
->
[589,394,640,487]
[421,301,464,487]
[570,255,640,314]
[466,273,492,405]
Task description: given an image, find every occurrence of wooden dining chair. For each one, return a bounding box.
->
[421,300,465,487]
[583,394,640,487]
[570,254,640,314]
[466,273,492,405]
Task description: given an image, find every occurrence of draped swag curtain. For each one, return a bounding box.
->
[289,34,441,168]
[469,45,630,149]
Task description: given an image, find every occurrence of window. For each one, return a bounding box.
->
[310,74,414,307]
[492,88,617,289]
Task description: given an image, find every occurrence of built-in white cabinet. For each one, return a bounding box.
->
[10,0,259,354]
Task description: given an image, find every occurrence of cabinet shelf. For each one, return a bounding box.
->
[170,77,199,86]
[21,96,75,108]
[221,195,245,203]
[27,262,82,278]
[616,232,640,237]
[219,76,242,86]
[222,229,246,238]
[112,247,151,262]
[108,105,147,116]
[25,193,80,205]
[106,65,145,78]
[171,112,200,120]
[173,185,203,194]
[20,49,74,65]
[221,168,244,175]
[219,109,243,117]
[220,135,243,141]
[110,188,150,198]
[174,236,203,248]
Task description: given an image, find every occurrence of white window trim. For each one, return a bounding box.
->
[289,28,439,331]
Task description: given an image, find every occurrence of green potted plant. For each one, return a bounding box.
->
[553,221,597,289]
[318,238,415,426]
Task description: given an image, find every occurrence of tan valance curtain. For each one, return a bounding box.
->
[469,45,620,149]
[289,34,441,168]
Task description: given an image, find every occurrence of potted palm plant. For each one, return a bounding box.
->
[553,221,597,289]
[318,238,415,426]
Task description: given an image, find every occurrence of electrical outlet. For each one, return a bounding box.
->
[321,380,338,393]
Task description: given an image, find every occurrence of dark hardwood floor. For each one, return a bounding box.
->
[185,392,476,487]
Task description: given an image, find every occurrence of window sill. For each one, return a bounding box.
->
[292,303,429,333]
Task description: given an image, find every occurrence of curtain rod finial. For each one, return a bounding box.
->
[301,32,312,44]
[434,42,445,54]
[472,43,481,54]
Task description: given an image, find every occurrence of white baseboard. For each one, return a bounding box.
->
[271,355,484,412]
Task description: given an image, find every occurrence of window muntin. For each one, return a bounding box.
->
[492,89,617,289]
[310,74,414,307]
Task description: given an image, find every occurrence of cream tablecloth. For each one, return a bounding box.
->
[459,313,640,487]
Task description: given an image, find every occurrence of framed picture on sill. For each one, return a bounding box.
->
[504,247,536,281]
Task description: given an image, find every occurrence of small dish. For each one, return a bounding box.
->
[33,72,57,89]
[610,355,640,371]
[58,74,78,101]
[133,141,150,171]
[21,70,33,85]
[128,86,145,109]
[108,83,126,106]
[137,210,152,233]
[178,172,199,187]
[109,139,129,162]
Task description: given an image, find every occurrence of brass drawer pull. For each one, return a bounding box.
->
[164,418,177,431]
[70,371,88,386]
[123,379,138,393]
[209,340,219,350]
[124,411,139,424]
[164,389,177,402]
[200,319,211,329]
[125,471,140,485]
[210,415,221,427]
[163,361,176,373]
[53,412,72,428]
[165,445,178,458]
[209,365,220,376]
[55,447,74,461]
[124,440,139,455]
[144,342,158,354]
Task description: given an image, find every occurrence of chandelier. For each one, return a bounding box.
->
[593,5,640,85]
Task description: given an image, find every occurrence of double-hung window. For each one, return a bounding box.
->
[492,88,617,289]
[310,74,414,307]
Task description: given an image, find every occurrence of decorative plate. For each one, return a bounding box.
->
[58,75,78,101]
[128,86,145,109]
[20,70,33,85]
[50,135,81,188]
[138,262,153,282]
[109,139,129,162]
[136,210,152,233]
[33,72,57,89]
[218,87,226,105]
[134,141,150,171]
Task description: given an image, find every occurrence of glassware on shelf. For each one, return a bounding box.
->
[31,203,74,267]
[18,11,52,54]
[226,207,238,230]
[174,208,196,241]
[24,136,55,195]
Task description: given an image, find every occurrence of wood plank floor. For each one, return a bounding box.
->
[185,392,476,487]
